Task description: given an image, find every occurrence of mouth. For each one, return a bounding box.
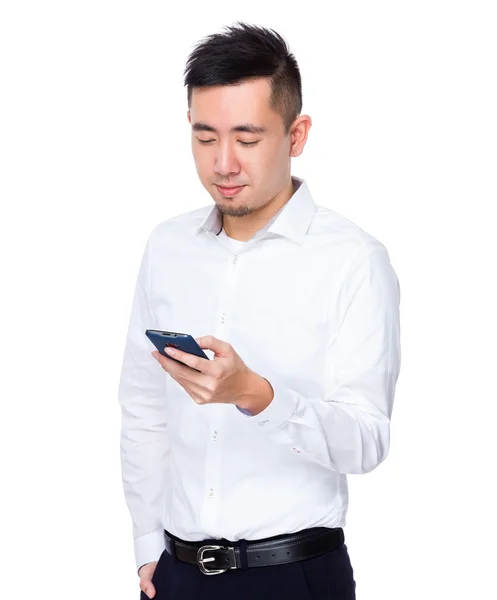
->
[216,184,245,197]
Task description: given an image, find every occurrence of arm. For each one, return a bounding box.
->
[118,231,169,574]
[237,243,401,475]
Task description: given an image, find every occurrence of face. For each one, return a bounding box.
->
[187,78,310,218]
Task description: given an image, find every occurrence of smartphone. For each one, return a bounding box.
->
[145,329,209,372]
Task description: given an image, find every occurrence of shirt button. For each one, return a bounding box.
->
[209,488,214,498]
[221,314,225,324]
[213,431,218,441]
[232,255,238,264]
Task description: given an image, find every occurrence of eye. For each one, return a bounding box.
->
[196,138,259,146]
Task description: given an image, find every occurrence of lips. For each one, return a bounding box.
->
[216,185,245,196]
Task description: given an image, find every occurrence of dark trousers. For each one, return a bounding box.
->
[142,531,356,599]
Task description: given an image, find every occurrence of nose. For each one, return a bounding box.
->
[213,141,241,178]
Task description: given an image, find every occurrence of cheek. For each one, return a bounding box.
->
[259,145,286,175]
[192,148,211,173]
[263,139,285,161]
[243,145,274,170]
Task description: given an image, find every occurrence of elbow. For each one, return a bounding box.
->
[356,440,390,474]
[344,417,391,475]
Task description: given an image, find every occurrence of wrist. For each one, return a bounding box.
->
[237,370,274,415]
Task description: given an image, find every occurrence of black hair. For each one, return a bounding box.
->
[183,21,302,135]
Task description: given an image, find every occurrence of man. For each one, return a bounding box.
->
[118,21,401,600]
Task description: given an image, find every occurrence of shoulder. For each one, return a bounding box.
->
[147,204,212,244]
[310,204,391,273]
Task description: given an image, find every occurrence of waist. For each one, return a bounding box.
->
[164,526,345,574]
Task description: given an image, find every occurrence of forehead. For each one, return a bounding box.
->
[190,78,280,131]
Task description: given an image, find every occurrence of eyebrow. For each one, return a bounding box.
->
[192,122,267,134]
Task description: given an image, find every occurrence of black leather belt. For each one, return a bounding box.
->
[164,526,344,575]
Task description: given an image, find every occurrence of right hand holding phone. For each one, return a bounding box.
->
[139,561,158,599]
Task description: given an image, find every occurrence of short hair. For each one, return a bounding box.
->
[183,21,302,135]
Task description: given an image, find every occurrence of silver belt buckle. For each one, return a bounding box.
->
[197,544,236,575]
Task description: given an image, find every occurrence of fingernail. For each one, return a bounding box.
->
[165,347,175,355]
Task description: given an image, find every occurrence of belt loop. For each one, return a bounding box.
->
[165,529,179,563]
[171,539,179,563]
[239,539,249,571]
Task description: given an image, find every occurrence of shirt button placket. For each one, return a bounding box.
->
[220,254,237,325]
[200,253,238,530]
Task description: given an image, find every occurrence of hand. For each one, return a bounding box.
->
[138,561,158,598]
[151,334,253,406]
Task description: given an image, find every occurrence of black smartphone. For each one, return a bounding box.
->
[145,329,210,372]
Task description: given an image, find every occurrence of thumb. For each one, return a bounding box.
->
[144,584,156,598]
[195,335,227,356]
[139,560,158,598]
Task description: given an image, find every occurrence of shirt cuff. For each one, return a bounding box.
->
[135,528,166,575]
[234,376,297,432]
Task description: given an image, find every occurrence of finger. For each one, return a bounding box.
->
[176,377,213,405]
[195,335,218,350]
[196,335,232,357]
[152,349,186,371]
[163,346,210,373]
[157,353,209,390]
[141,583,156,598]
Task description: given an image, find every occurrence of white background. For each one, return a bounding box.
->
[1,1,496,598]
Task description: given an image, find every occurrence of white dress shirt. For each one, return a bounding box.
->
[118,176,401,574]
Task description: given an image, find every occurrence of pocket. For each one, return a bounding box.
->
[298,560,315,599]
[299,544,356,599]
[151,548,168,585]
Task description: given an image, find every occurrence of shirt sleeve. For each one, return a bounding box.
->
[236,405,254,416]
[237,243,401,475]
[118,231,169,574]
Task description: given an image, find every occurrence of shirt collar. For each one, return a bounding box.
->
[193,176,317,245]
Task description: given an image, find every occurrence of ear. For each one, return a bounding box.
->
[290,115,312,158]
[187,110,191,124]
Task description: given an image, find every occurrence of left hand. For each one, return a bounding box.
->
[152,335,253,406]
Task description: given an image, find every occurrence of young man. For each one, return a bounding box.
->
[118,21,401,600]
